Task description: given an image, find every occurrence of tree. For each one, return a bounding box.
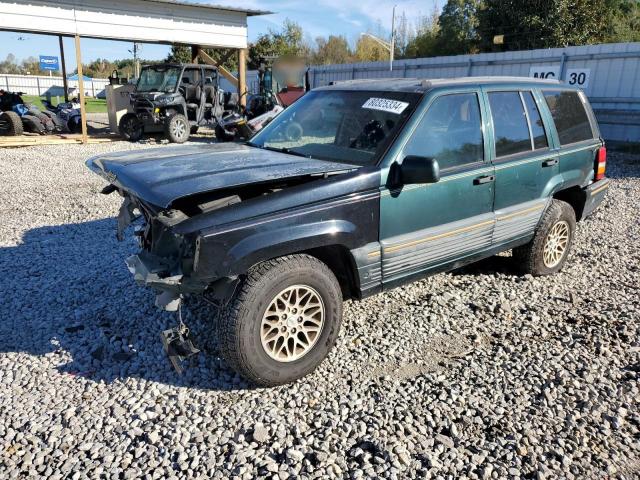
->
[403,7,441,58]
[436,0,482,55]
[354,35,388,62]
[477,0,615,52]
[0,54,21,74]
[248,19,307,68]
[605,0,640,43]
[165,44,238,71]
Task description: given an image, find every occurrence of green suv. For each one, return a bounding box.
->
[88,76,609,385]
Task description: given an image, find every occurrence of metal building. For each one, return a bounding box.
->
[0,0,271,141]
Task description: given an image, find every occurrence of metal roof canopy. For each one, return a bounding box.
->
[0,0,271,143]
[1,0,271,49]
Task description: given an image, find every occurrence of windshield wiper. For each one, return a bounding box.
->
[262,145,311,158]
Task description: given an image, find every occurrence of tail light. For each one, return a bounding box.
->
[594,146,606,181]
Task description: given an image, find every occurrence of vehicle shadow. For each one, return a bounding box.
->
[0,218,252,391]
[451,254,521,277]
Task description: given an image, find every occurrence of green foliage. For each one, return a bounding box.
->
[478,0,611,51]
[354,35,388,63]
[165,45,238,71]
[314,36,353,64]
[248,19,307,69]
[436,0,482,55]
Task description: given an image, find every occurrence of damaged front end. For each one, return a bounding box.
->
[116,194,207,371]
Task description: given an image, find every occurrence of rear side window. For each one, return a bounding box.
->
[522,92,548,149]
[488,92,531,157]
[543,90,594,145]
[404,93,483,170]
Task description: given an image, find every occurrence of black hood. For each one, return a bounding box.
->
[86,143,359,208]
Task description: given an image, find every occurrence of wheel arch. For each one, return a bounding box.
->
[552,186,587,221]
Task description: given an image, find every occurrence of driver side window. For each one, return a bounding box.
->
[404,93,484,171]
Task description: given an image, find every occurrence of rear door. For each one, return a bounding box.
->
[379,89,495,285]
[540,89,602,189]
[484,88,557,246]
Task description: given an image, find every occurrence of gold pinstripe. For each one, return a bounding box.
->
[384,219,495,254]
[590,183,609,196]
[496,204,545,221]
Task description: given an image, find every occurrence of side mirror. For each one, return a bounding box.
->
[400,155,440,184]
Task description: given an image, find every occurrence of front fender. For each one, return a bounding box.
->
[226,219,357,274]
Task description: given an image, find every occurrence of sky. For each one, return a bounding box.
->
[0,0,439,73]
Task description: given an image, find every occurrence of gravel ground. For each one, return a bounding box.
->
[0,142,638,480]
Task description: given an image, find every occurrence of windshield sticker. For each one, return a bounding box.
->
[362,97,409,114]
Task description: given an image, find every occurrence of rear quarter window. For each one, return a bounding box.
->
[543,90,594,145]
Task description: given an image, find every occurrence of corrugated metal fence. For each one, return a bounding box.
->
[0,74,109,99]
[307,42,640,144]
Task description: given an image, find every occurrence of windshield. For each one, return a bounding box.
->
[136,66,181,93]
[249,90,421,165]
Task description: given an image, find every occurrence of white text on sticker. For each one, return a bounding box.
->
[362,97,409,114]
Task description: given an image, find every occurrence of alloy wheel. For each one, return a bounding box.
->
[542,220,570,268]
[260,285,325,363]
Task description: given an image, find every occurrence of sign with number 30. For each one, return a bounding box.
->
[566,69,590,88]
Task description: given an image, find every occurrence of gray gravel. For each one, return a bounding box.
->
[0,142,639,479]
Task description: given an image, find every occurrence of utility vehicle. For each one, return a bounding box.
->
[89,77,609,386]
[119,63,226,143]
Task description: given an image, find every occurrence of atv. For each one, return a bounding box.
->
[0,89,63,136]
[119,63,229,144]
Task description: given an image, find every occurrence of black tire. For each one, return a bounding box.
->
[119,113,143,141]
[215,124,234,142]
[190,125,199,135]
[33,112,55,133]
[41,111,65,132]
[22,114,46,135]
[0,111,24,136]
[513,199,576,276]
[218,254,343,386]
[164,113,190,143]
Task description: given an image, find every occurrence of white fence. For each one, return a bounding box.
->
[0,74,110,98]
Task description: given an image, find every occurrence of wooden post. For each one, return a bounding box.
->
[74,34,88,143]
[197,48,238,88]
[191,45,201,64]
[59,35,69,102]
[238,48,247,107]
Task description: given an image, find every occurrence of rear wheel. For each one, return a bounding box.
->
[119,113,143,141]
[0,111,23,136]
[164,113,190,143]
[218,254,343,386]
[513,199,576,276]
[22,114,46,135]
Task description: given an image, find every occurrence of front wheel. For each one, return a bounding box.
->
[164,113,190,143]
[119,113,143,141]
[513,199,576,276]
[0,111,24,136]
[218,254,343,386]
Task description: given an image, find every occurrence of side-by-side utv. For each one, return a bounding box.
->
[119,63,229,143]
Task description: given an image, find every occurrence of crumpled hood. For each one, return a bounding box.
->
[86,143,358,208]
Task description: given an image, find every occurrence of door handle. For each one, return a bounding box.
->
[473,175,495,185]
[542,158,559,167]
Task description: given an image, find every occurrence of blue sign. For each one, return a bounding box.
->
[39,55,60,71]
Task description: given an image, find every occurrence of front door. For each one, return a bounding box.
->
[379,90,495,286]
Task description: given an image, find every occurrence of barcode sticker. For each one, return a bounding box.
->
[362,97,409,114]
